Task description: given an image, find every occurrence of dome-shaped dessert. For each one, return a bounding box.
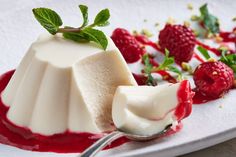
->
[2,34,137,135]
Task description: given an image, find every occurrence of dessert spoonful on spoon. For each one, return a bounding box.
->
[80,81,194,157]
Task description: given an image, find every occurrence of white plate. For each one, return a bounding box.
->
[0,0,236,157]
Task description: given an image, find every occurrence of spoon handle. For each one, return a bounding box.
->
[79,131,123,157]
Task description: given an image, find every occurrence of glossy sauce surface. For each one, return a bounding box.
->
[0,70,128,153]
[0,70,182,153]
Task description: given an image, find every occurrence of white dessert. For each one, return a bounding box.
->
[2,33,137,135]
[112,83,183,136]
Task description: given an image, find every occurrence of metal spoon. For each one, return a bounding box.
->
[79,124,172,157]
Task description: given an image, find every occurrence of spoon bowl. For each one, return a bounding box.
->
[79,124,172,157]
[119,124,172,141]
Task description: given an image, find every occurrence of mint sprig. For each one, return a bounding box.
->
[199,4,220,34]
[142,54,157,86]
[154,49,174,71]
[142,49,183,85]
[219,50,236,75]
[33,5,110,50]
[152,49,183,80]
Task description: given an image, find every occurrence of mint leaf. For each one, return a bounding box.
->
[82,28,108,50]
[167,65,183,80]
[79,5,88,27]
[219,51,236,74]
[199,4,220,34]
[152,49,183,80]
[143,54,153,74]
[142,54,157,86]
[93,9,110,26]
[63,32,89,43]
[33,8,62,35]
[97,21,110,27]
[146,73,157,86]
[220,49,229,62]
[156,49,175,70]
[168,66,182,75]
[197,46,210,60]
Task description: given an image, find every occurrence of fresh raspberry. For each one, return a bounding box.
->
[159,24,196,64]
[111,28,145,63]
[193,61,234,98]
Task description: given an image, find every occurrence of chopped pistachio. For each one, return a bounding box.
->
[188,70,194,75]
[181,62,190,71]
[193,29,200,37]
[132,30,139,35]
[141,29,153,37]
[181,62,193,74]
[190,15,200,21]
[143,19,147,22]
[154,22,159,27]
[208,58,216,62]
[206,32,214,39]
[167,17,176,24]
[232,17,236,22]
[214,35,223,43]
[187,3,193,10]
[184,21,191,27]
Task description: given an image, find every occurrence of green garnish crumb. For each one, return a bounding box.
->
[132,30,139,35]
[187,3,193,10]
[193,29,200,37]
[184,21,190,27]
[232,17,236,22]
[167,17,176,24]
[190,15,200,21]
[154,23,159,27]
[141,29,153,37]
[181,62,193,74]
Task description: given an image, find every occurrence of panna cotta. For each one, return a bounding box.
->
[2,33,137,135]
[112,80,193,136]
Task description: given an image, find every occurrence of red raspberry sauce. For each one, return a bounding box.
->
[193,53,205,63]
[195,40,221,56]
[0,70,128,153]
[0,70,186,153]
[219,28,236,43]
[135,35,162,52]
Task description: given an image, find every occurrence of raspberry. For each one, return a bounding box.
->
[111,28,145,63]
[159,24,196,64]
[193,61,234,98]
